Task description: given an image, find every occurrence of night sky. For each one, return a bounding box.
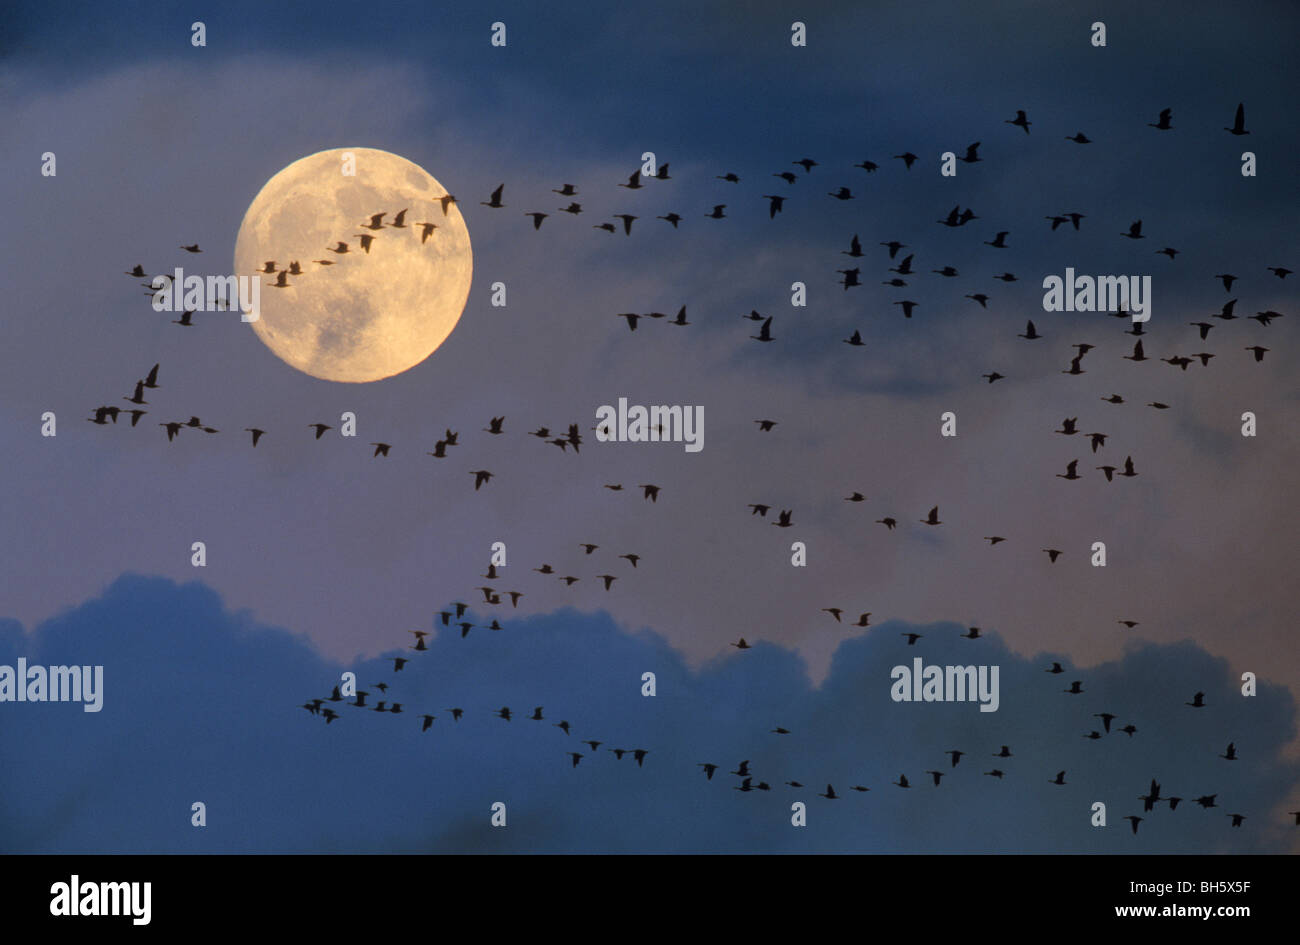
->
[2,0,1297,853]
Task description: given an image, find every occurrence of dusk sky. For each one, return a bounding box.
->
[2,0,1296,853]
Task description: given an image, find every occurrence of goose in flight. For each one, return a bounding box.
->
[1148,108,1173,130]
[359,212,386,230]
[751,316,774,342]
[180,243,201,253]
[481,184,505,208]
[1185,691,1205,708]
[1121,220,1144,239]
[921,506,941,525]
[1065,132,1091,143]
[620,170,643,189]
[1005,109,1031,133]
[706,204,727,219]
[762,194,785,218]
[1224,102,1249,135]
[524,212,548,230]
[893,152,918,169]
[470,469,494,490]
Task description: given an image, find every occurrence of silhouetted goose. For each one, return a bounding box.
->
[481,184,505,207]
[172,309,195,326]
[1156,247,1178,259]
[1119,456,1137,478]
[125,264,146,277]
[370,442,390,457]
[895,300,919,318]
[597,574,616,590]
[1018,320,1040,340]
[716,172,740,182]
[731,638,751,649]
[844,330,865,346]
[1057,460,1080,480]
[827,186,853,200]
[932,266,958,277]
[558,203,582,215]
[1220,742,1237,761]
[1064,680,1084,694]
[1125,339,1148,361]
[327,242,349,254]
[657,212,681,227]
[966,293,990,307]
[818,784,838,799]
[921,505,943,524]
[308,423,331,439]
[773,509,793,528]
[1185,691,1205,707]
[751,316,773,342]
[524,212,548,230]
[1055,417,1078,435]
[761,195,785,217]
[470,469,493,490]
[902,632,922,645]
[553,183,577,196]
[698,763,718,780]
[1245,345,1269,362]
[893,774,910,788]
[1005,109,1031,133]
[1224,102,1249,135]
[893,152,918,168]
[1148,108,1173,130]
[354,234,375,253]
[853,159,878,172]
[875,518,895,529]
[706,204,726,219]
[620,170,643,189]
[640,484,660,501]
[1120,220,1144,239]
[993,272,1017,282]
[1086,433,1106,453]
[1049,771,1067,785]
[822,607,843,622]
[983,372,1004,383]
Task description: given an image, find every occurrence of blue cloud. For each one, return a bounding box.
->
[1,575,1293,852]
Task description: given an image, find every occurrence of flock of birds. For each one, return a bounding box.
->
[98,97,1295,842]
[296,576,1275,838]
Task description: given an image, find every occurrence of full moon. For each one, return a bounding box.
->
[234,147,473,382]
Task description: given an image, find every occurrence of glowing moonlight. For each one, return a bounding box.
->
[234,147,472,382]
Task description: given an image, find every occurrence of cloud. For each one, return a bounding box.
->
[0,575,1294,852]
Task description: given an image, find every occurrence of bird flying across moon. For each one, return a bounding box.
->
[234,147,473,382]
